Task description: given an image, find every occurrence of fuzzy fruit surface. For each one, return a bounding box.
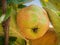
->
[17,5,49,40]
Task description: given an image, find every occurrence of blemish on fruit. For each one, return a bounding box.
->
[32,27,38,33]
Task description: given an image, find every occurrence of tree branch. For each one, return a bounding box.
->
[2,0,9,45]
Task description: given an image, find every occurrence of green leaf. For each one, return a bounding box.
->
[7,0,33,4]
[18,4,26,9]
[4,7,13,21]
[42,0,60,11]
[0,9,4,23]
[0,36,17,45]
[40,0,57,10]
[0,7,12,23]
[0,9,2,17]
[9,36,17,45]
[0,15,5,23]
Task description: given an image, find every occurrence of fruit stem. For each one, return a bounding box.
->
[2,0,9,45]
[26,40,30,45]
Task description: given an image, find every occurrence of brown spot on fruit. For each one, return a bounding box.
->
[32,27,38,33]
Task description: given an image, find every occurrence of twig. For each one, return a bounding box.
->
[2,0,9,45]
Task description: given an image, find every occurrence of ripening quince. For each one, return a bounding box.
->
[17,5,49,40]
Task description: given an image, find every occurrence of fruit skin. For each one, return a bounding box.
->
[29,28,58,45]
[44,7,60,33]
[17,5,49,40]
[57,32,60,45]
